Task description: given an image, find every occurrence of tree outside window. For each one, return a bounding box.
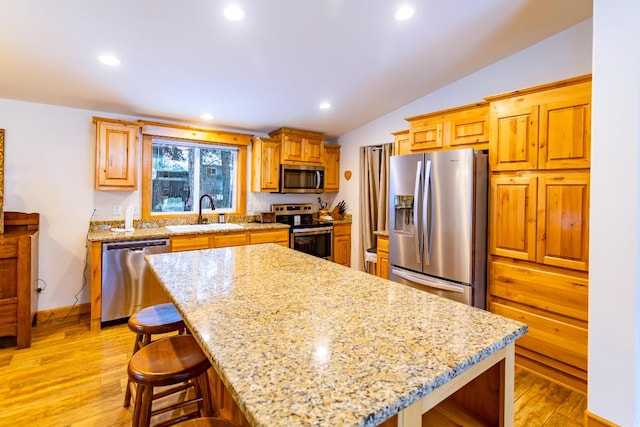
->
[151,139,237,214]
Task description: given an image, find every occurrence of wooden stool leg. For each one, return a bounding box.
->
[138,384,153,427]
[124,333,147,408]
[198,371,215,417]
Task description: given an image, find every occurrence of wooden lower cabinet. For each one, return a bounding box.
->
[488,256,588,393]
[376,235,389,279]
[333,223,351,267]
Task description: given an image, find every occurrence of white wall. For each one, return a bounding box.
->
[589,1,640,425]
[0,100,338,312]
[337,19,593,270]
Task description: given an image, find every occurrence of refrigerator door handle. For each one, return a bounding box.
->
[423,159,432,265]
[413,160,422,264]
[391,268,466,293]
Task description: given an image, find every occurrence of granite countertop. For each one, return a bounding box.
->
[146,244,527,427]
[87,214,351,242]
[87,222,290,242]
[374,229,389,237]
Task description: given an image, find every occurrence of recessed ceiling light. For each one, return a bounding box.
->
[200,113,215,120]
[98,54,120,66]
[395,6,415,21]
[319,102,332,110]
[224,5,245,21]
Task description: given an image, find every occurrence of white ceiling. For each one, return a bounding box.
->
[0,1,592,138]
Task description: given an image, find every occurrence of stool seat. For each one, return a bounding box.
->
[128,334,214,427]
[365,246,378,274]
[128,302,185,336]
[129,335,210,387]
[176,418,241,427]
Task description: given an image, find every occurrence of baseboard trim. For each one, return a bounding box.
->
[36,303,91,325]
[585,410,620,427]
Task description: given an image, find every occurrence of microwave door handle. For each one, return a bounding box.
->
[316,170,321,189]
[413,160,422,264]
[424,159,432,265]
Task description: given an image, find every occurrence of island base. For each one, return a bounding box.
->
[207,343,515,427]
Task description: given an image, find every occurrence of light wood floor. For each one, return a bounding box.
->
[0,314,586,426]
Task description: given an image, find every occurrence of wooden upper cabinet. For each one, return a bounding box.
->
[489,103,539,171]
[269,128,325,165]
[282,134,303,163]
[324,144,341,192]
[392,130,410,156]
[537,172,590,271]
[409,115,443,151]
[93,117,141,191]
[538,83,591,170]
[251,137,280,192]
[405,103,489,153]
[489,174,537,261]
[488,77,591,172]
[445,104,490,147]
[304,137,324,164]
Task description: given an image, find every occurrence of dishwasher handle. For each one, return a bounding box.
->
[103,239,170,251]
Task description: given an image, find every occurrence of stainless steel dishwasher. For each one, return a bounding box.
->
[101,238,171,324]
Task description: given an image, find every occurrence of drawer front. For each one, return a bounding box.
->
[171,235,210,252]
[333,224,351,237]
[0,299,18,327]
[214,233,249,248]
[490,301,587,371]
[489,259,588,321]
[377,235,389,253]
[250,230,288,244]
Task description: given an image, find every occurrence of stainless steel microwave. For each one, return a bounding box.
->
[278,164,324,193]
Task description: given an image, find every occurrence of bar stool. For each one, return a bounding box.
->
[176,418,241,427]
[128,334,214,427]
[365,246,377,274]
[124,303,186,408]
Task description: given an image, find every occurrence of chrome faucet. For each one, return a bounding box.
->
[198,194,215,224]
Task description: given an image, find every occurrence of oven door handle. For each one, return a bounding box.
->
[291,227,334,235]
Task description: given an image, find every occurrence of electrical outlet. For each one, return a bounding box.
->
[133,205,140,215]
[113,205,121,215]
[247,203,253,212]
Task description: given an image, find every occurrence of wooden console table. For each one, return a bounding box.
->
[0,212,39,348]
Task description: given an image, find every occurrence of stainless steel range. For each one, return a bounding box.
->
[272,203,333,260]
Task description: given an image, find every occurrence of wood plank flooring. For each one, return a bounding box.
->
[0,314,586,426]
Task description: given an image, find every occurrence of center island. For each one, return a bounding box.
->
[146,243,527,427]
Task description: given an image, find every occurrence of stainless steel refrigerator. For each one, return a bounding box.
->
[388,148,488,309]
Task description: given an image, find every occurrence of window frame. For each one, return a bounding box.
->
[141,121,251,220]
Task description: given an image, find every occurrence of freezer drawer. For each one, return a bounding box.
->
[101,239,170,323]
[389,267,476,307]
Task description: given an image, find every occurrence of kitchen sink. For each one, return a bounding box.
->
[165,223,243,233]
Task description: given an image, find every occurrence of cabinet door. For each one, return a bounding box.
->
[282,134,304,163]
[303,138,324,164]
[323,145,340,192]
[537,172,589,271]
[409,116,443,151]
[252,138,280,192]
[489,104,539,171]
[376,236,389,279]
[333,224,351,267]
[393,130,411,156]
[538,83,591,170]
[489,174,537,261]
[445,105,489,147]
[95,121,138,190]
